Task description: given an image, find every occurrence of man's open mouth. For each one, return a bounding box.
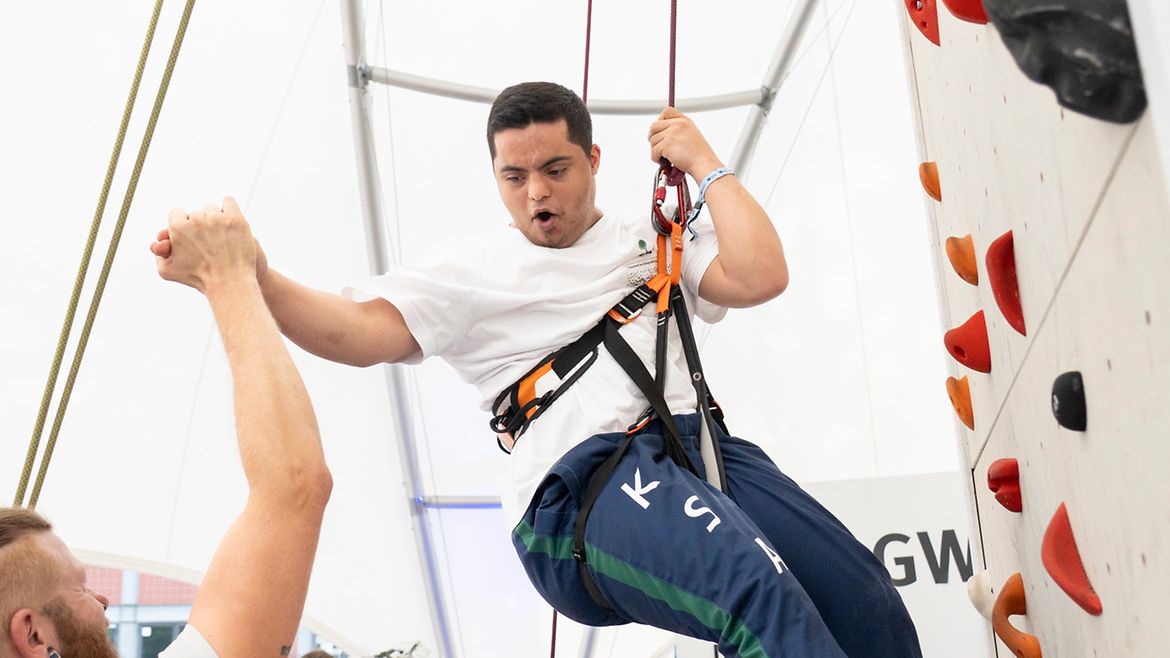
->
[533,210,555,226]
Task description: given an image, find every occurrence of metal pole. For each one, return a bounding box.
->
[365,66,765,115]
[419,495,501,510]
[576,627,598,658]
[337,2,456,656]
[729,0,821,178]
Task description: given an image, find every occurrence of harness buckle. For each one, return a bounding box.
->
[626,407,656,435]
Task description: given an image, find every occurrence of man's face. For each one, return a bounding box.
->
[492,119,602,249]
[35,533,117,658]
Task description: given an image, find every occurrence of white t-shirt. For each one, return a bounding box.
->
[158,625,217,658]
[348,209,725,528]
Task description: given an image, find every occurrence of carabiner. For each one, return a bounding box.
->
[649,164,694,236]
[650,167,674,235]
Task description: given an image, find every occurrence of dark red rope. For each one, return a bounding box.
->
[550,610,559,658]
[660,0,685,183]
[668,0,677,107]
[582,0,594,104]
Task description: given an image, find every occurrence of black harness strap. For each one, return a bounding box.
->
[572,430,635,613]
[490,282,662,447]
[601,319,696,473]
[669,288,730,486]
[571,300,716,613]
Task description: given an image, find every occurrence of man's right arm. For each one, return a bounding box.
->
[258,268,421,367]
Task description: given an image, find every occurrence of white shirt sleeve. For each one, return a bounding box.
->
[158,625,218,658]
[344,266,473,363]
[680,212,727,324]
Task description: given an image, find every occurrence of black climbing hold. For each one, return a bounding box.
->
[1051,371,1087,431]
[984,0,1147,124]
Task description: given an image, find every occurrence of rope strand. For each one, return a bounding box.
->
[14,0,166,507]
[668,0,677,107]
[22,0,199,508]
[582,0,594,104]
[550,610,558,658]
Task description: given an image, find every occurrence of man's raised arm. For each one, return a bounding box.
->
[152,218,420,368]
[154,198,330,658]
[648,107,789,308]
[257,267,420,367]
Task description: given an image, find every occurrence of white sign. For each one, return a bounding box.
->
[803,471,994,658]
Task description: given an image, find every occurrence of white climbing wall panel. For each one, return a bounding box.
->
[898,1,1170,656]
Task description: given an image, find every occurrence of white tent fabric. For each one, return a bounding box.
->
[1,0,959,655]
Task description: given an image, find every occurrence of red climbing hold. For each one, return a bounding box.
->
[919,161,942,201]
[1042,503,1103,615]
[987,458,1022,513]
[986,230,1027,335]
[946,234,979,285]
[941,0,988,24]
[944,310,992,373]
[946,375,975,430]
[905,0,941,46]
[992,573,1043,658]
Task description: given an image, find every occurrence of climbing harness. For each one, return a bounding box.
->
[500,0,736,630]
[14,0,197,509]
[492,158,735,614]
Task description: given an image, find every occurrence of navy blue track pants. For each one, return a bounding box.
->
[512,413,922,658]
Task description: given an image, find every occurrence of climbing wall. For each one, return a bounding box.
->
[897,1,1170,656]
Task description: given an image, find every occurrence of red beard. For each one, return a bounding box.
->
[43,598,119,658]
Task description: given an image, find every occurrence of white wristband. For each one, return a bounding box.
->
[687,167,735,226]
[698,167,735,201]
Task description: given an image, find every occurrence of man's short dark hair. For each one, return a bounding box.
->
[487,82,592,160]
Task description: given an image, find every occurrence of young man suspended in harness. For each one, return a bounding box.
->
[173,82,922,657]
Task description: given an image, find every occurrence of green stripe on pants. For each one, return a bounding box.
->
[515,520,768,658]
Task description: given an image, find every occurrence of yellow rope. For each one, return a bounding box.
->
[16,0,199,508]
[14,0,165,507]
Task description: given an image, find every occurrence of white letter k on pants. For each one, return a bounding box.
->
[621,468,660,509]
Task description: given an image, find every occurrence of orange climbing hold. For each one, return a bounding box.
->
[986,230,1027,335]
[987,458,1022,513]
[946,376,974,429]
[905,0,940,46]
[919,161,942,201]
[1042,503,1103,615]
[944,310,991,373]
[946,234,979,285]
[941,0,988,24]
[992,573,1043,658]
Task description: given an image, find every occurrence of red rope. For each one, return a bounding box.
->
[582,0,594,104]
[550,610,559,658]
[660,0,684,183]
[668,0,677,107]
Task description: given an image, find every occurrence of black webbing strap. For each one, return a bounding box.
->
[553,322,605,380]
[655,307,670,390]
[670,289,729,492]
[571,318,701,613]
[601,321,696,472]
[490,283,659,446]
[572,430,635,614]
